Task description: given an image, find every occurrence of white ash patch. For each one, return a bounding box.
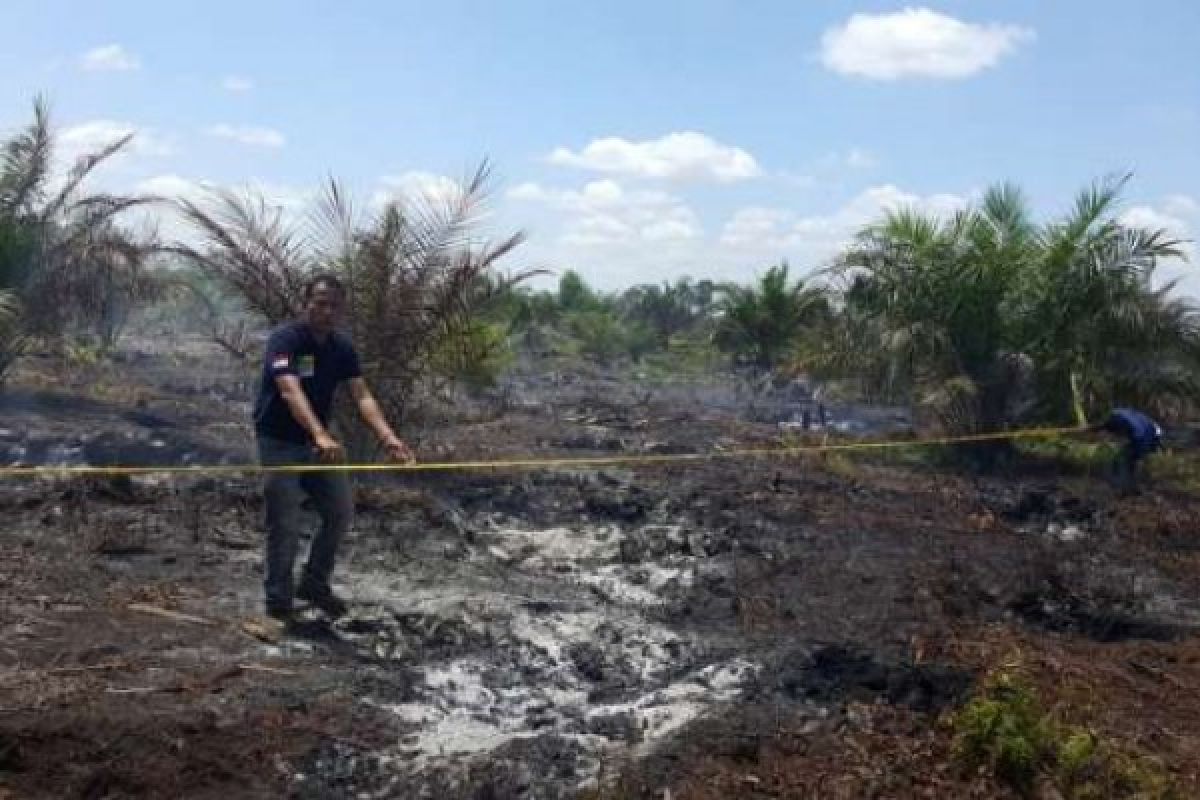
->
[331,522,755,785]
[473,523,696,606]
[575,562,694,606]
[588,659,756,749]
[476,524,621,566]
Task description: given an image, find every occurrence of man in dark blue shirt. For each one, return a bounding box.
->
[254,273,414,620]
[1093,407,1163,492]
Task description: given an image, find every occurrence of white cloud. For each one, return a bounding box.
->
[204,124,286,148]
[80,44,141,72]
[128,174,215,241]
[61,120,136,152]
[135,174,215,202]
[135,176,309,206]
[508,182,548,202]
[118,175,186,240]
[230,180,315,213]
[505,180,973,289]
[846,148,877,169]
[719,207,794,248]
[510,179,701,247]
[58,120,174,174]
[372,171,463,210]
[643,219,700,242]
[1121,205,1188,237]
[506,184,1199,296]
[130,174,317,244]
[221,75,255,93]
[720,184,969,258]
[1122,195,1200,298]
[1166,195,1200,218]
[547,132,762,182]
[820,8,1034,80]
[507,179,703,287]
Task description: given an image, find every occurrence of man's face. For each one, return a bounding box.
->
[304,283,344,333]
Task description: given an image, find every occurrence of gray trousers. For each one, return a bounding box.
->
[257,436,354,611]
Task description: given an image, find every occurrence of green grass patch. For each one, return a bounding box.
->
[1145,450,1200,494]
[1015,436,1117,476]
[954,670,1058,793]
[1017,434,1200,493]
[624,339,725,384]
[953,668,1176,798]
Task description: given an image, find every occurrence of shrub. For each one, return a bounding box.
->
[953,668,1176,798]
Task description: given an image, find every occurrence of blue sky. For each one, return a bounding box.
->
[2,1,1197,293]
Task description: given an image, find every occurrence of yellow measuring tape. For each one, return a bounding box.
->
[0,425,1089,478]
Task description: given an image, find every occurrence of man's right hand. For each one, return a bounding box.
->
[313,432,346,463]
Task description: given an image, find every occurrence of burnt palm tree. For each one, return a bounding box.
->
[172,162,535,455]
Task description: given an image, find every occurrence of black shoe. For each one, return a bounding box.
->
[266,605,294,623]
[296,583,349,618]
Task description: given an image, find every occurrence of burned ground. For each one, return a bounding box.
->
[2,339,1200,798]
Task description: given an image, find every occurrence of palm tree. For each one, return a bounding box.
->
[0,290,21,379]
[820,176,1197,432]
[557,269,604,312]
[821,186,1034,431]
[0,97,155,381]
[172,162,534,457]
[621,278,699,351]
[714,262,829,370]
[568,309,627,364]
[1020,175,1193,424]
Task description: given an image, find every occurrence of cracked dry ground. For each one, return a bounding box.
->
[3,388,1200,797]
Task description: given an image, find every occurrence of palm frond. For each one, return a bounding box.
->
[0,96,52,216]
[41,132,135,224]
[163,158,531,453]
[171,188,308,322]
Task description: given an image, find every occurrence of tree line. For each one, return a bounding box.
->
[2,99,1196,439]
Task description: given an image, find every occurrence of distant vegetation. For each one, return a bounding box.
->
[2,98,1197,435]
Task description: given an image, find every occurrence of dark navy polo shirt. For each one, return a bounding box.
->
[253,321,363,444]
[1104,407,1163,457]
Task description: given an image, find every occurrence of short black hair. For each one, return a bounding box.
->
[304,272,346,301]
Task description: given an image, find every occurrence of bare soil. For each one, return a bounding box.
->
[2,338,1199,799]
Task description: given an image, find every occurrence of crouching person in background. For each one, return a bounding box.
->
[1092,407,1163,493]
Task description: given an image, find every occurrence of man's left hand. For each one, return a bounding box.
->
[383,436,416,464]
